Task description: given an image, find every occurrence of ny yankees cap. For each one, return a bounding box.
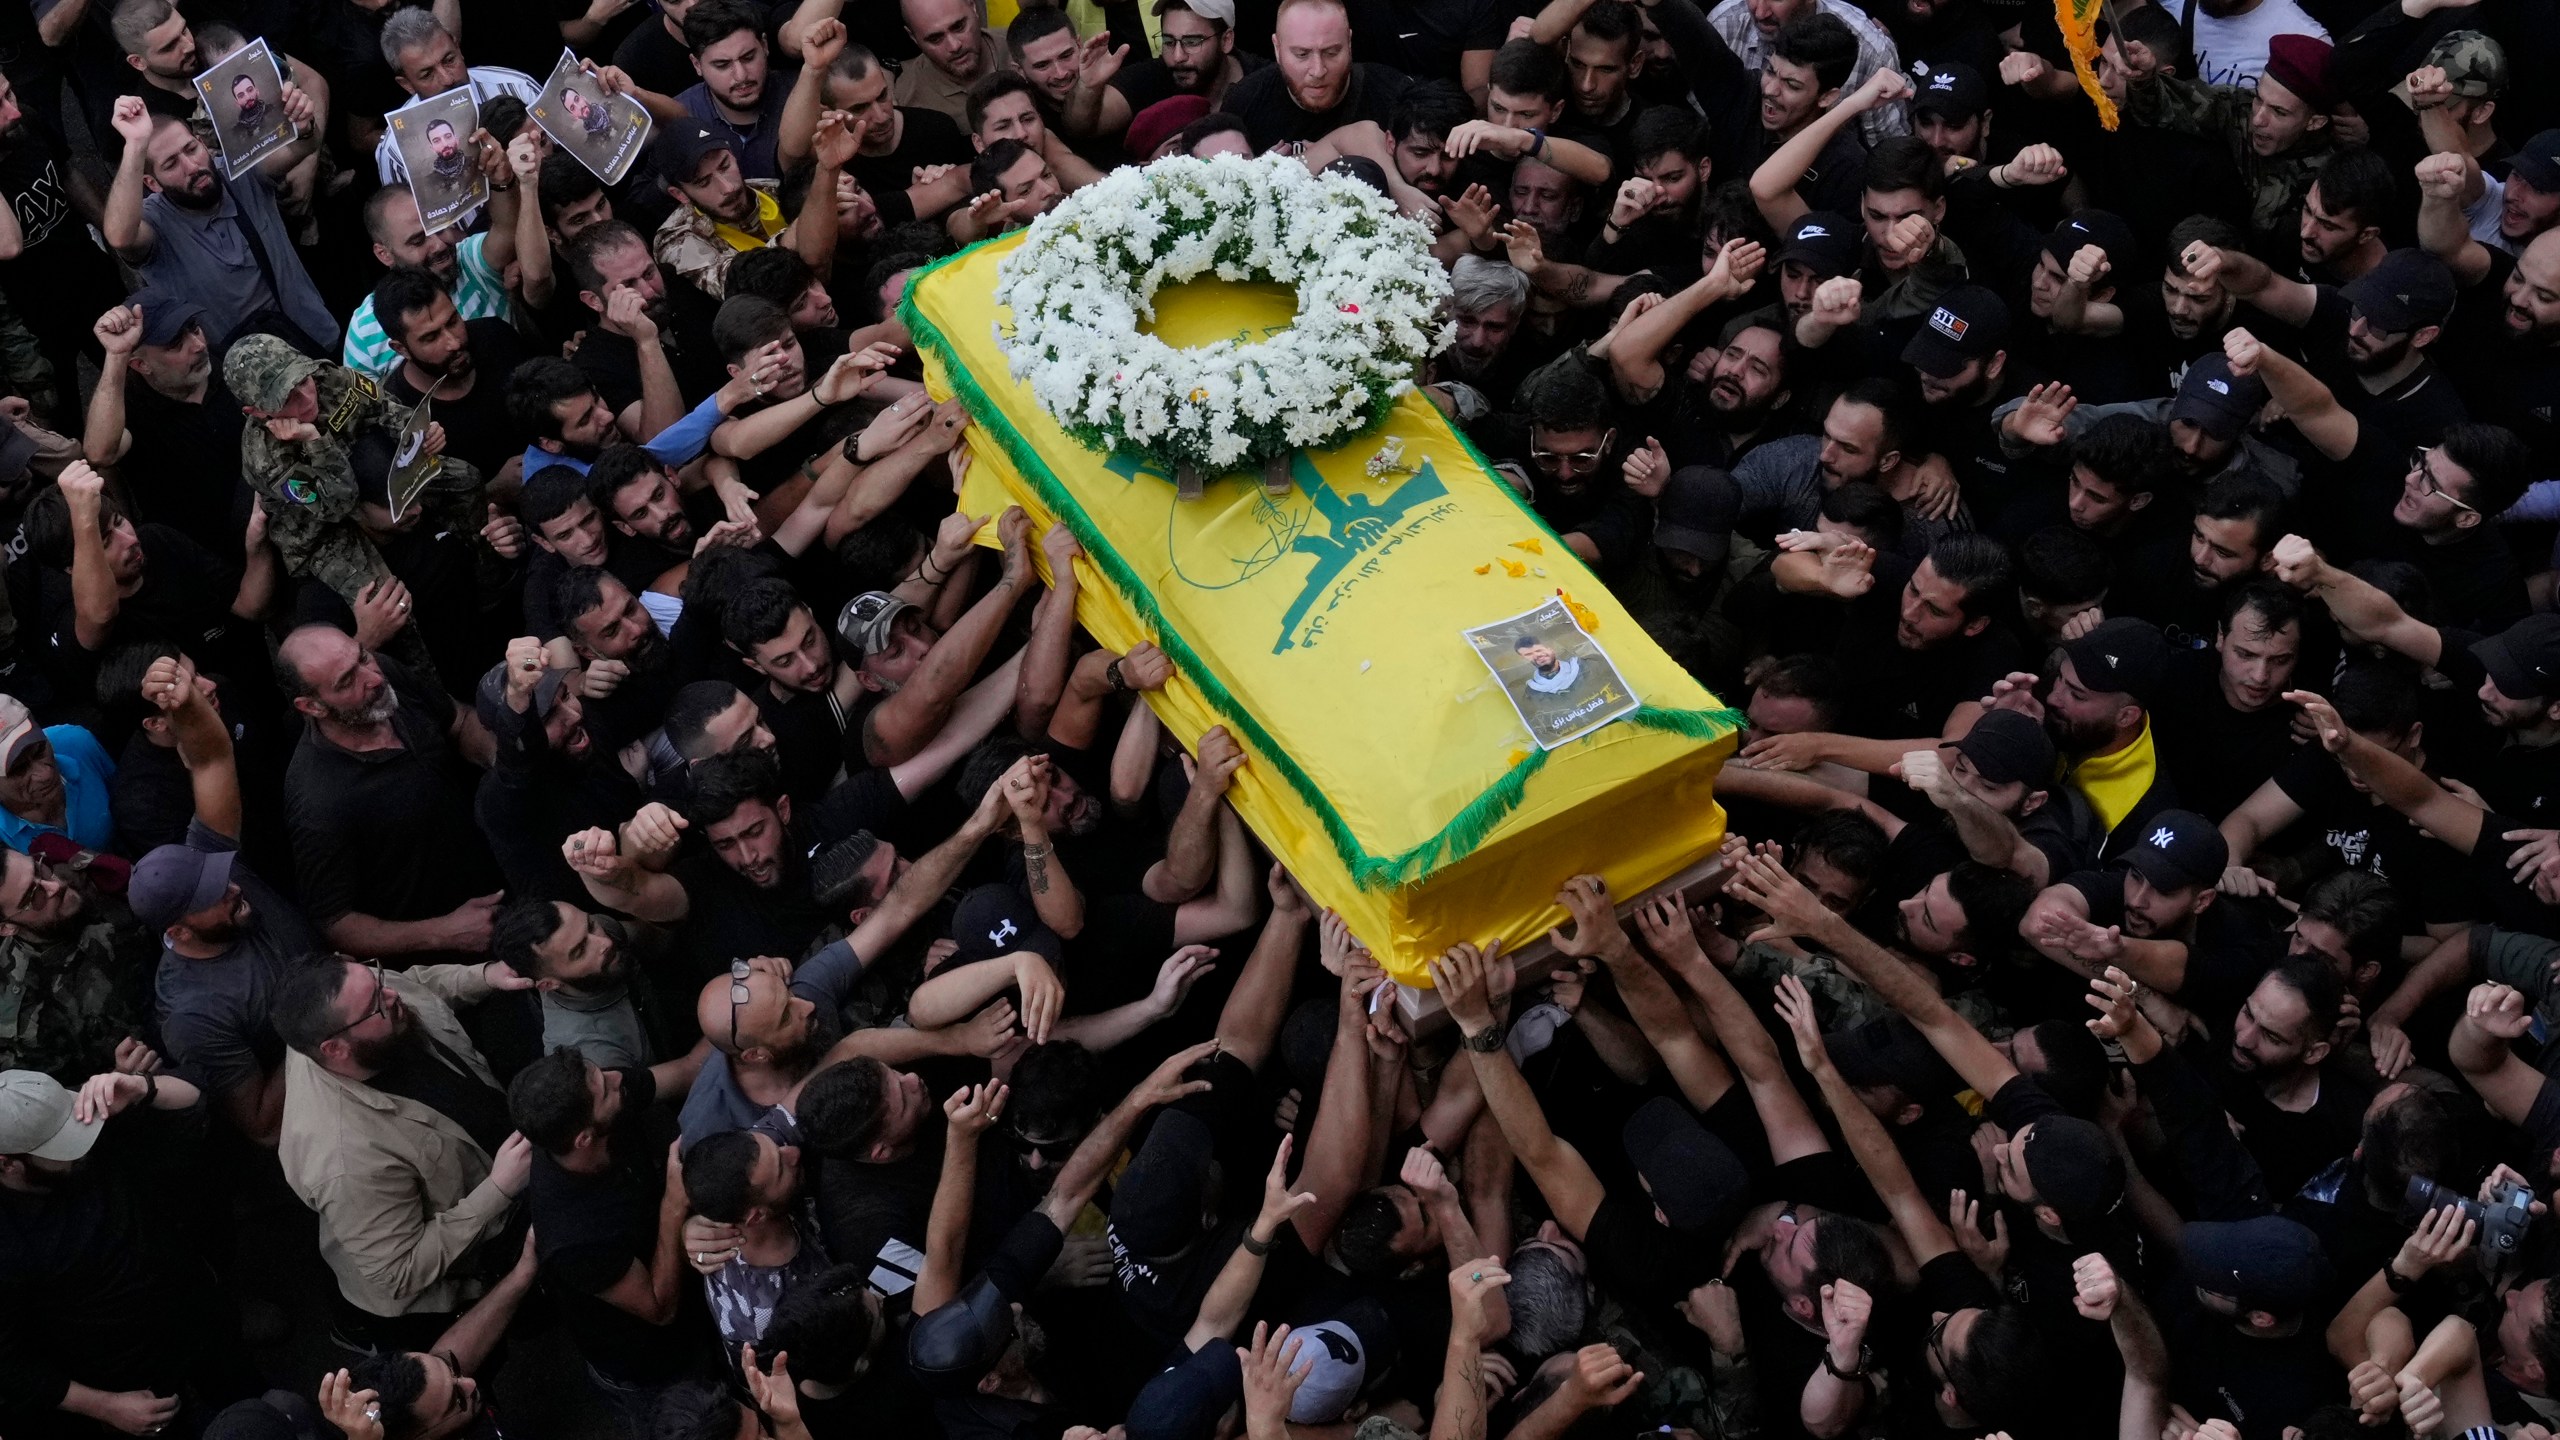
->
[1901,284,2009,378]
[2120,808,2228,892]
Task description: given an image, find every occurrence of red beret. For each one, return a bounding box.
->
[2262,33,2335,113]
[1126,95,1211,162]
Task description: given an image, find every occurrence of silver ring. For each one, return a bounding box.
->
[364,1405,381,1422]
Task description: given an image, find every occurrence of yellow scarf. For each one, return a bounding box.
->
[2067,715,2159,834]
[711,186,786,252]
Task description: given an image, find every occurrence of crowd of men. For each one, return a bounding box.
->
[17,0,2560,1432]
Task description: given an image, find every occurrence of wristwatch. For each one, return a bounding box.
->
[1462,1021,1507,1053]
[1820,1343,1871,1381]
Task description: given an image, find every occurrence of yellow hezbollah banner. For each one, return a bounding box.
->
[902,231,1737,985]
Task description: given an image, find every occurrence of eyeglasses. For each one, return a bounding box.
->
[2409,447,2478,514]
[1531,428,1615,471]
[727,958,755,1051]
[1162,31,1219,51]
[1926,1311,1953,1377]
[327,959,391,1038]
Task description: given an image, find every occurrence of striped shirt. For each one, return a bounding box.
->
[1706,0,1909,145]
[340,232,512,377]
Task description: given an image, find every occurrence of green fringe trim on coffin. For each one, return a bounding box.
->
[898,240,1744,890]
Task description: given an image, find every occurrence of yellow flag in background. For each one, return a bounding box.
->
[2057,0,2121,130]
[901,232,1739,986]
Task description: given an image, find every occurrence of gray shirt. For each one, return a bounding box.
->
[540,984,650,1071]
[154,819,318,1102]
[137,170,336,350]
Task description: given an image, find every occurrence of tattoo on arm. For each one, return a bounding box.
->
[1026,849,1050,895]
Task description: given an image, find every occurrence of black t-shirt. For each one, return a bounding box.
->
[576,276,727,414]
[38,525,246,698]
[2151,647,2305,824]
[116,379,251,558]
[1340,0,1504,81]
[1580,1188,1715,1315]
[755,683,851,807]
[384,321,529,479]
[1110,51,1272,116]
[2269,746,2469,925]
[1224,62,1410,150]
[848,110,974,228]
[531,1069,720,1382]
[282,653,502,929]
[812,1134,940,1292]
[2446,248,2560,479]
[2207,1048,2370,1202]
[1834,552,2024,737]
[0,123,118,339]
[2466,814,2560,939]
[2427,632,2560,824]
[612,18,700,100]
[673,839,832,970]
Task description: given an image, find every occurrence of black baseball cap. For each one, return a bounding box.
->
[1901,284,2010,378]
[2040,209,2138,284]
[2182,1215,2334,1313]
[2021,1114,2124,1225]
[655,124,735,188]
[2119,808,2228,892]
[1654,464,1737,563]
[1780,212,1860,280]
[1942,707,2056,788]
[1620,1096,1748,1232]
[2169,353,2268,443]
[1124,1340,1244,1440]
[2512,129,2560,193]
[950,882,1066,966]
[1910,60,1989,120]
[908,1274,1019,1396]
[2474,613,2560,700]
[127,287,209,348]
[2060,616,2172,706]
[2341,248,2456,335]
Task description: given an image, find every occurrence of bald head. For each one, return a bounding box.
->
[2507,228,2560,340]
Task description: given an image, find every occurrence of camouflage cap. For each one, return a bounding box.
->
[2423,29,2507,98]
[222,333,325,414]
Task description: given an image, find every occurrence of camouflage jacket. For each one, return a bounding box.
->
[1730,940,2009,1039]
[2125,73,2331,243]
[0,901,153,1082]
[239,361,390,566]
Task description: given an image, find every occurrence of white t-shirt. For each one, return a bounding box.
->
[2184,0,2330,89]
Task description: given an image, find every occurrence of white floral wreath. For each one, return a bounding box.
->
[992,153,1453,482]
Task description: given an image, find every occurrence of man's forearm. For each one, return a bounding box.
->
[104,149,149,257]
[866,570,1027,764]
[1012,578,1079,742]
[1152,779,1223,900]
[67,507,119,647]
[82,362,128,467]
[791,162,841,277]
[632,338,684,440]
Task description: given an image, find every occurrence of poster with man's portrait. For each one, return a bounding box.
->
[385,85,484,234]
[192,36,294,179]
[530,49,651,186]
[387,392,439,523]
[1464,597,1638,750]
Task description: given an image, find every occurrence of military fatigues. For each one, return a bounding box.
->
[2125,73,2332,252]
[0,885,155,1083]
[1730,939,2008,1039]
[230,336,483,615]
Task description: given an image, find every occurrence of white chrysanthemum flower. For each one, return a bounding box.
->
[993,153,1450,475]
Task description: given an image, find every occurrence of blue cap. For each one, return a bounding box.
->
[2181,1215,2334,1312]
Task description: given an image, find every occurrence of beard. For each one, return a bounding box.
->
[323,684,401,727]
[345,1008,424,1071]
[2047,708,2120,757]
[777,1001,846,1072]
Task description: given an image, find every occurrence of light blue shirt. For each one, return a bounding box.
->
[0,725,117,854]
[520,390,728,480]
